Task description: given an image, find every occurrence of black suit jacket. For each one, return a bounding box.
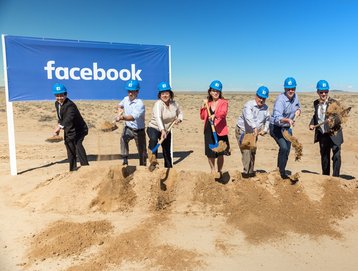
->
[309,97,343,145]
[55,98,88,141]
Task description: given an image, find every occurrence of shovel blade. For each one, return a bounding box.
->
[209,142,219,149]
[150,143,160,153]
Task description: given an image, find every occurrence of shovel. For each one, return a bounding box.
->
[45,134,63,143]
[282,115,303,161]
[205,101,227,153]
[282,114,297,141]
[150,119,176,154]
[148,119,176,172]
[100,112,123,132]
[312,106,351,129]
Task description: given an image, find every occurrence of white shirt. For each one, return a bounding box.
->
[119,96,145,130]
[318,101,328,134]
[237,99,270,133]
[148,100,183,131]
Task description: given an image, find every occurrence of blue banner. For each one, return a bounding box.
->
[4,35,170,101]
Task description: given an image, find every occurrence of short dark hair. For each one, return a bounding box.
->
[158,90,174,99]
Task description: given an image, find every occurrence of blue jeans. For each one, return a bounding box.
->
[269,124,291,176]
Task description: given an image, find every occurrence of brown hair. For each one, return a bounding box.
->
[207,88,224,101]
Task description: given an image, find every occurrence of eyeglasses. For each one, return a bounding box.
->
[319,91,329,94]
[285,88,296,91]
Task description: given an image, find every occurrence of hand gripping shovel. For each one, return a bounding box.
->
[148,119,176,171]
[151,119,176,153]
[205,101,227,153]
[312,106,351,129]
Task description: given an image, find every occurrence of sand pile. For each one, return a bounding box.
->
[193,172,358,243]
[18,166,358,270]
[27,220,113,265]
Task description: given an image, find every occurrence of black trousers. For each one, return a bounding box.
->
[146,127,172,168]
[65,133,89,171]
[318,133,341,177]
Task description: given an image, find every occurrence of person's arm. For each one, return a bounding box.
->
[295,96,302,117]
[242,102,256,130]
[153,101,165,131]
[60,103,76,129]
[272,98,287,126]
[214,99,228,121]
[122,100,144,121]
[175,101,183,124]
[200,99,208,120]
[309,102,316,130]
[260,108,270,135]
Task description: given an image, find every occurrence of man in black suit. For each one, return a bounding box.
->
[52,83,89,171]
[309,80,343,177]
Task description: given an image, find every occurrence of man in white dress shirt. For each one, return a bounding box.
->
[235,86,270,177]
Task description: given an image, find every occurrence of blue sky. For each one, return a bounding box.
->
[1,0,357,92]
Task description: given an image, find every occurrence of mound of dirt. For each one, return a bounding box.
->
[27,220,113,265]
[20,166,358,270]
[193,172,358,243]
[66,215,202,271]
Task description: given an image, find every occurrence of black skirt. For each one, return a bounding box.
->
[204,120,230,158]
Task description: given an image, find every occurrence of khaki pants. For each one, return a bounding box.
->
[235,126,256,174]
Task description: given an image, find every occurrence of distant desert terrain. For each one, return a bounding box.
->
[1,88,358,271]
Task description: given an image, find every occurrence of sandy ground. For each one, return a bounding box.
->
[1,88,358,271]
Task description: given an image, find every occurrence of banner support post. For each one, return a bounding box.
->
[2,34,17,176]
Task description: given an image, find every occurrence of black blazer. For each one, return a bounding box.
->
[309,97,343,145]
[55,98,88,140]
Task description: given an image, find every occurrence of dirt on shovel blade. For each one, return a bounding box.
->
[212,140,227,153]
[45,135,63,143]
[282,130,303,161]
[100,121,118,132]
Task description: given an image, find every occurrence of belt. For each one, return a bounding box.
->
[126,126,144,132]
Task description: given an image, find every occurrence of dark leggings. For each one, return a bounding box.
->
[146,127,172,168]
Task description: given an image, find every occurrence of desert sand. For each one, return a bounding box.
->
[1,87,358,271]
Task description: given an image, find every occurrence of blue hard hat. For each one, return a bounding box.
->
[158,81,171,92]
[316,80,330,91]
[125,79,140,91]
[284,77,297,89]
[256,86,269,99]
[52,83,67,95]
[209,80,222,91]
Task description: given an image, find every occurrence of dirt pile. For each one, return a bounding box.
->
[65,215,202,271]
[194,172,358,243]
[19,166,358,270]
[27,220,113,265]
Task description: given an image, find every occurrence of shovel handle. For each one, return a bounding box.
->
[205,101,217,132]
[312,120,328,129]
[150,119,176,153]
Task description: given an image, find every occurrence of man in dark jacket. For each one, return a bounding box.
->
[309,80,343,177]
[52,83,89,171]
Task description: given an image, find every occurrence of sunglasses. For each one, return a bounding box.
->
[319,91,329,94]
